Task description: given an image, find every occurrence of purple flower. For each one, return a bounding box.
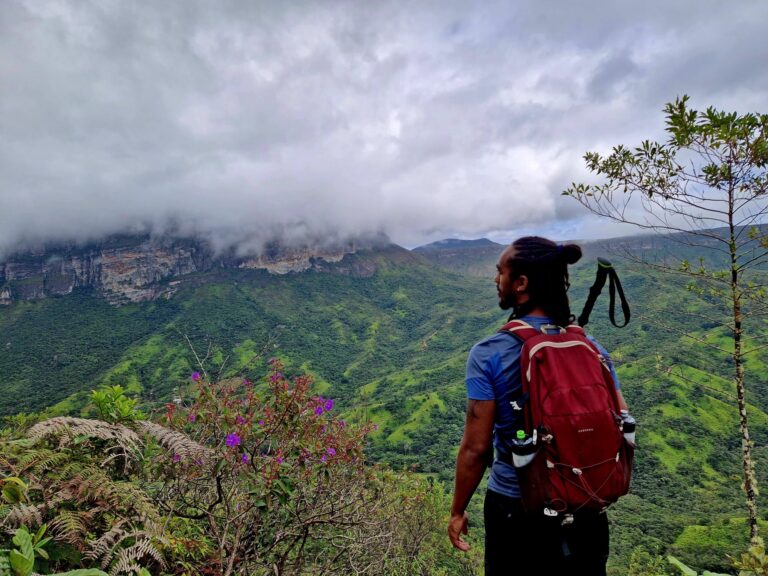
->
[241,453,249,463]
[324,398,334,412]
[326,447,336,457]
[242,378,251,386]
[172,453,181,463]
[194,458,204,466]
[191,371,201,381]
[321,426,326,433]
[188,413,196,423]
[321,455,327,463]
[258,420,265,426]
[270,372,283,382]
[314,406,323,416]
[235,415,246,425]
[373,424,379,431]
[276,456,284,464]
[225,433,241,448]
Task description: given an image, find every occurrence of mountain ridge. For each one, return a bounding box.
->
[0,234,404,305]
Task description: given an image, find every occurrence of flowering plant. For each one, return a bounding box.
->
[153,361,383,574]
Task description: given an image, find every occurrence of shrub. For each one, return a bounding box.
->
[1,363,473,575]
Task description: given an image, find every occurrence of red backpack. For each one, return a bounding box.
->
[499,319,634,519]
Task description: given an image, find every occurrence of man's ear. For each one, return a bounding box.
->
[515,275,529,292]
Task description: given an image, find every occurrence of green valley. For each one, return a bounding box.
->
[3,236,768,574]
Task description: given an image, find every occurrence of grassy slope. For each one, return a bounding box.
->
[3,243,768,572]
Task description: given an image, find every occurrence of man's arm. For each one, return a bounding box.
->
[448,399,495,551]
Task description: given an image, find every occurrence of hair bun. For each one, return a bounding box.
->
[561,243,582,265]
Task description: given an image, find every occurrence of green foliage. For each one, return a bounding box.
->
[5,525,53,576]
[1,365,470,575]
[731,541,768,575]
[667,555,730,576]
[627,545,674,576]
[90,385,144,423]
[1,477,28,505]
[10,527,34,576]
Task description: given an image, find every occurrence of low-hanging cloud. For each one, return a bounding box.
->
[2,0,768,257]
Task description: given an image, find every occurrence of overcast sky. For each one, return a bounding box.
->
[2,0,767,256]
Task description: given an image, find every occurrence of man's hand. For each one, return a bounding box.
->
[448,511,470,551]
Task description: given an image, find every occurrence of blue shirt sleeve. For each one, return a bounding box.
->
[587,335,621,390]
[466,343,495,400]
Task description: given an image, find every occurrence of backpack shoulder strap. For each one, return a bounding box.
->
[498,319,540,342]
[565,324,586,337]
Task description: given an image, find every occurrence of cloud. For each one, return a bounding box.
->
[2,0,768,256]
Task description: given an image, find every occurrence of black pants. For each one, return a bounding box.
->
[484,490,609,576]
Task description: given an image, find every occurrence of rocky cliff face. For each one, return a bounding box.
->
[0,236,368,306]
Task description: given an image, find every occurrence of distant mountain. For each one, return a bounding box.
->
[413,238,505,277]
[412,228,768,279]
[414,238,501,250]
[0,234,395,305]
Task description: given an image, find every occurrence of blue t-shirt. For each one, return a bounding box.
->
[465,316,620,498]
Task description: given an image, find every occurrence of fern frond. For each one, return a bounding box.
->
[17,447,71,475]
[54,460,93,482]
[28,418,142,455]
[135,420,211,460]
[2,503,43,528]
[49,509,93,548]
[109,538,166,575]
[84,522,128,567]
[114,483,160,524]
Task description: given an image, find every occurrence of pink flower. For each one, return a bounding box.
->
[172,453,181,463]
[225,433,241,448]
[191,371,201,381]
[270,372,283,382]
[188,413,196,423]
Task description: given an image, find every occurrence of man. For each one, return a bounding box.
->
[448,236,626,575]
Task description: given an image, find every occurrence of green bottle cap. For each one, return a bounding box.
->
[516,430,526,440]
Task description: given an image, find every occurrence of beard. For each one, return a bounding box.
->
[497,292,516,311]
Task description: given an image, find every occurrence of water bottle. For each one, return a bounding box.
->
[510,429,538,468]
[619,410,636,444]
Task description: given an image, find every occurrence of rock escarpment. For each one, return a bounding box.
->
[0,236,373,306]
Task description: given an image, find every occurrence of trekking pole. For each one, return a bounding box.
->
[577,258,630,328]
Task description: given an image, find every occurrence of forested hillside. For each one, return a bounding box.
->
[3,234,768,573]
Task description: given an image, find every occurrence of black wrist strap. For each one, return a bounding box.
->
[578,258,630,328]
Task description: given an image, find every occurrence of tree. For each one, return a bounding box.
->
[564,96,768,544]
